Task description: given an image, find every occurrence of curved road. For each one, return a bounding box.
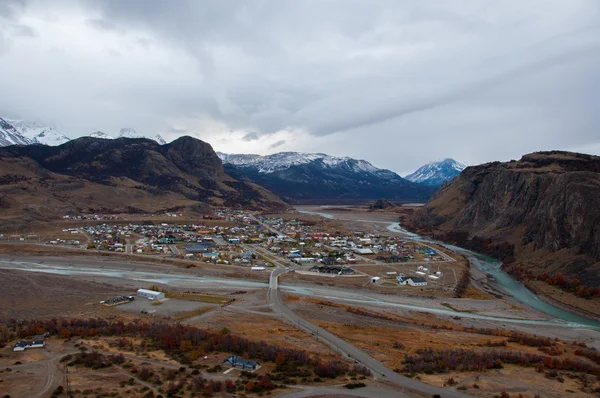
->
[268,266,467,398]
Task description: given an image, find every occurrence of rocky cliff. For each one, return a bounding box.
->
[411,151,600,284]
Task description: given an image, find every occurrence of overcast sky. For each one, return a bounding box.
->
[1,0,599,175]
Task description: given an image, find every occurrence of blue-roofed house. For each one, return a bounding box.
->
[223,355,258,370]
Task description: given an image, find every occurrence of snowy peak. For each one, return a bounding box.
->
[0,117,70,146]
[153,134,167,145]
[118,127,145,139]
[218,151,386,176]
[219,151,436,202]
[89,131,114,139]
[7,119,71,146]
[0,117,33,146]
[405,158,468,186]
[117,128,167,144]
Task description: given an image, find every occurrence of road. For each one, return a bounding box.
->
[268,266,468,398]
[277,385,411,398]
[249,214,295,240]
[169,244,181,255]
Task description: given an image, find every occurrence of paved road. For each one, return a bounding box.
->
[277,385,411,398]
[169,244,181,255]
[268,266,468,398]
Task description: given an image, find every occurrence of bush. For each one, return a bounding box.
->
[344,382,366,389]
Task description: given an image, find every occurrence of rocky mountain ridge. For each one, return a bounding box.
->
[219,151,436,203]
[411,151,600,285]
[0,136,285,220]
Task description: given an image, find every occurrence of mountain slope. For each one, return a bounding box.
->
[405,158,468,186]
[219,152,435,203]
[6,118,71,146]
[410,151,600,286]
[0,136,285,220]
[0,117,32,146]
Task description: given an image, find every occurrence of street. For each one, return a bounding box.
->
[267,265,468,398]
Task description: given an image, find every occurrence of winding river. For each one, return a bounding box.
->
[299,209,600,330]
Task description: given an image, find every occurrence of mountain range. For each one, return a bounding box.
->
[0,136,284,226]
[405,158,468,186]
[218,151,436,203]
[0,117,167,146]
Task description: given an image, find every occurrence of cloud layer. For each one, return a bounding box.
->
[1,0,599,174]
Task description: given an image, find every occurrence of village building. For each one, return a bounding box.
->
[13,340,45,352]
[223,355,259,370]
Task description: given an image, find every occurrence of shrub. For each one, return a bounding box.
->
[344,382,366,389]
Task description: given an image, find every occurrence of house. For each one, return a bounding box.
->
[354,248,374,255]
[137,288,165,300]
[223,355,258,370]
[371,276,381,283]
[185,242,216,253]
[397,276,428,287]
[408,277,427,286]
[228,238,241,244]
[321,257,337,266]
[309,265,355,275]
[13,340,45,352]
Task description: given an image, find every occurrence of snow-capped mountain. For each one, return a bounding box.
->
[219,152,386,176]
[89,131,114,139]
[405,158,468,186]
[0,117,33,146]
[118,128,167,145]
[219,151,436,203]
[6,118,71,146]
[0,116,169,146]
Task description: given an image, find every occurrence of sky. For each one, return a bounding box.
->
[1,0,599,175]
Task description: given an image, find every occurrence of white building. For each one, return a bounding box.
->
[137,288,165,300]
[397,276,428,287]
[13,340,45,352]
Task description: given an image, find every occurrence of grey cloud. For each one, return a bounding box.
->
[269,140,286,149]
[168,127,188,134]
[242,132,259,141]
[0,0,26,20]
[1,0,599,173]
[86,18,117,31]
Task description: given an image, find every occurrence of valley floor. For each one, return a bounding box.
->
[1,206,600,397]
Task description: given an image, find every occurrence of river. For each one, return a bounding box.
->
[299,209,600,330]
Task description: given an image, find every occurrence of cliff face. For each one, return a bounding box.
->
[411,151,600,283]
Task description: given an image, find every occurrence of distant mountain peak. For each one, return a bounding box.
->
[117,128,166,144]
[218,151,381,175]
[0,117,70,146]
[405,158,468,186]
[89,131,114,139]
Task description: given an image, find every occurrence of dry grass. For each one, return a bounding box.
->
[165,291,231,305]
[461,284,495,300]
[171,307,214,321]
